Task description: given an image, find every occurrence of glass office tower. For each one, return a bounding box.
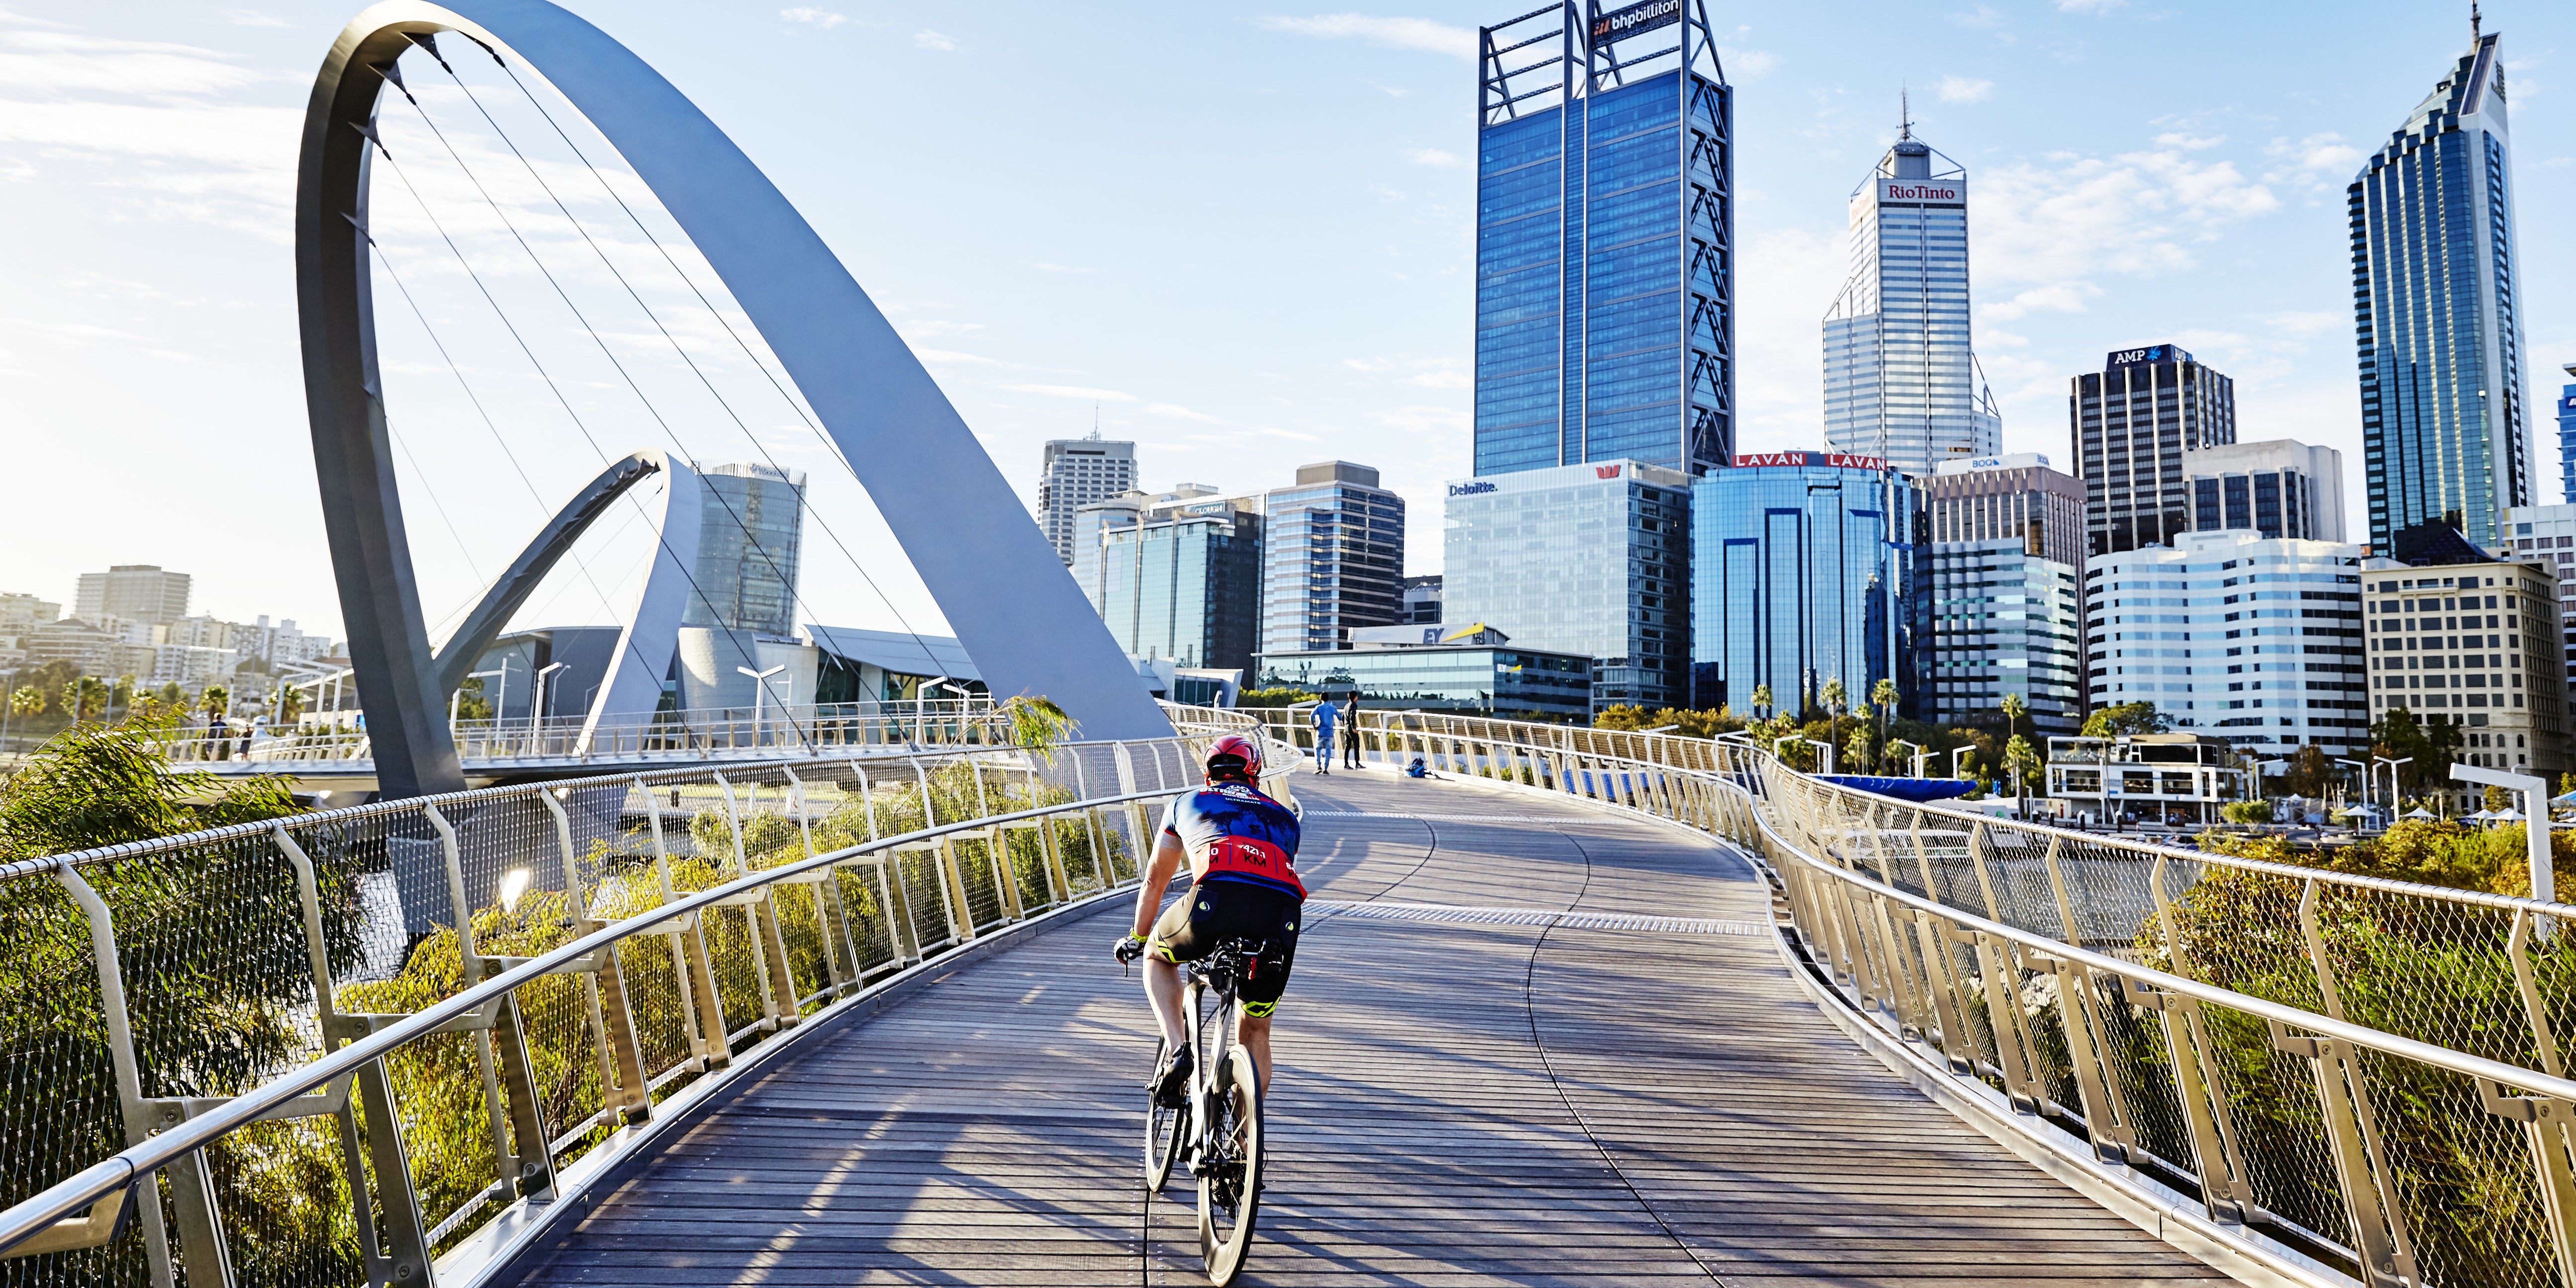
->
[2354,23,2533,551]
[1822,128,2001,475]
[688,463,806,637]
[1690,453,1921,718]
[1474,1,1731,478]
[1261,462,1405,654]
[1443,459,1692,711]
[2558,365,2576,503]
[1097,509,1263,674]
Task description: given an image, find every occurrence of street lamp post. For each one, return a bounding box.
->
[1951,745,1974,780]
[1802,739,1836,776]
[2334,758,2370,831]
[531,662,567,748]
[2376,756,2412,819]
[452,667,507,726]
[739,664,788,745]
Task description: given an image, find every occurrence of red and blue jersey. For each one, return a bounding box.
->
[1161,781,1305,899]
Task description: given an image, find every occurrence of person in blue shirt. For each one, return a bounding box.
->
[1309,700,1336,776]
[1114,735,1304,1099]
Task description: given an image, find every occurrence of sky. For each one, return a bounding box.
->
[2,0,2571,647]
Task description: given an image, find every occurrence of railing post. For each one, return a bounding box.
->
[640,778,729,1069]
[781,767,857,997]
[50,867,183,1288]
[2474,1080,2576,1288]
[537,792,651,1124]
[2138,854,2258,1222]
[2038,837,2138,1161]
[425,803,558,1204]
[711,774,791,1028]
[2289,879,2419,1285]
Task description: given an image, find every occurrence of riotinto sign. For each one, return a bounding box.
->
[1590,0,1682,46]
[1880,178,1965,205]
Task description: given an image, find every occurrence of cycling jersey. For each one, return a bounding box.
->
[1160,781,1305,899]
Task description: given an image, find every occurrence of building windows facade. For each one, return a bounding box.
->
[1822,132,2000,475]
[1260,462,1404,656]
[2361,558,2565,781]
[1689,455,1920,720]
[1443,459,1690,712]
[2071,344,2238,558]
[1035,436,1137,565]
[2086,531,2368,758]
[1473,2,1731,479]
[1925,541,2083,735]
[2354,29,2533,551]
[1095,511,1263,676]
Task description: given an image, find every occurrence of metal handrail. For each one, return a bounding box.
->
[0,781,1181,1257]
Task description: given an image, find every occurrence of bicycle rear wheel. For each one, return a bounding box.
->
[1197,1047,1264,1285]
[1144,1040,1187,1191]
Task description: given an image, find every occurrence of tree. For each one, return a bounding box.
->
[8,686,42,719]
[277,685,306,725]
[201,685,230,719]
[1843,726,1871,775]
[2372,706,2460,797]
[1751,683,1773,719]
[1999,692,2028,743]
[453,675,493,722]
[2278,745,2337,799]
[2081,700,2169,738]
[0,710,301,861]
[2005,734,2042,810]
[63,676,110,722]
[1820,676,1847,721]
[1870,677,1898,759]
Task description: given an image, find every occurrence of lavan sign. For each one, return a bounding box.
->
[1881,179,1964,205]
[1732,451,1891,471]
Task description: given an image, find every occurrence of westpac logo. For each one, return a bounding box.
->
[1448,481,1499,497]
[1595,464,1623,479]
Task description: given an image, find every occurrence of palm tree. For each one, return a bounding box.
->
[1751,682,1773,721]
[7,686,41,720]
[1820,677,1847,725]
[1851,701,1875,772]
[2006,733,2040,816]
[1870,676,1898,761]
[1999,692,2027,744]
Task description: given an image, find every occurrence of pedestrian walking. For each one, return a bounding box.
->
[1310,699,1337,775]
[1341,695,1362,768]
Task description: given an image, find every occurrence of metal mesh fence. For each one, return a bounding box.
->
[0,723,1268,1288]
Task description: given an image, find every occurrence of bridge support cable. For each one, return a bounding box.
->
[480,48,947,659]
[427,42,949,678]
[360,99,805,751]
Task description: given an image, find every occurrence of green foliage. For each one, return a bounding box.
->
[453,675,493,722]
[2220,799,2274,824]
[999,693,1078,760]
[2079,700,2169,738]
[1592,705,1747,738]
[2373,706,2462,796]
[2276,745,2337,799]
[8,684,42,718]
[1234,686,1320,711]
[0,710,302,862]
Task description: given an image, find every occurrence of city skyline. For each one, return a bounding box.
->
[3,2,2573,642]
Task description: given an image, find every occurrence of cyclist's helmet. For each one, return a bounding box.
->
[1204,734,1262,784]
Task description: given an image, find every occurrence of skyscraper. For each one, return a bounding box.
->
[1260,462,1404,655]
[73,565,191,628]
[1472,0,1731,479]
[1096,506,1264,676]
[1035,435,1137,565]
[1822,120,2000,475]
[2184,440,2347,543]
[2071,344,2238,557]
[2557,363,2576,503]
[677,462,807,712]
[2355,20,2533,551]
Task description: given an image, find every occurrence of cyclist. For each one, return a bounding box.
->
[1114,733,1304,1102]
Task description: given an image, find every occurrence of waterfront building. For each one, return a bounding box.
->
[1689,452,1919,719]
[1822,123,2001,475]
[1920,454,2085,566]
[1472,0,1732,478]
[1924,540,2083,736]
[2086,530,2367,758]
[2185,440,2347,543]
[680,462,807,712]
[2361,538,2565,785]
[2498,503,2576,705]
[1444,458,1691,711]
[1252,642,1593,723]
[74,565,190,628]
[1036,434,1138,565]
[1095,504,1264,675]
[1261,462,1404,655]
[2072,344,2239,558]
[2355,22,2534,551]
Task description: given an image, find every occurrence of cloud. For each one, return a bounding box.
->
[0,31,266,95]
[1257,14,1473,61]
[1003,384,1138,402]
[1936,76,1992,103]
[2153,131,2225,150]
[2263,310,2344,337]
[1717,46,1776,78]
[1146,402,1225,423]
[1980,282,2101,322]
[2056,0,2125,11]
[1370,405,1468,435]
[1948,5,2007,29]
[222,9,291,27]
[897,319,985,338]
[779,7,848,29]
[1976,143,2278,293]
[2263,131,2363,183]
[1405,147,1464,167]
[914,29,957,51]
[1036,262,1095,274]
[910,348,999,366]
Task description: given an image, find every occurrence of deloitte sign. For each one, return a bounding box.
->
[1447,481,1499,497]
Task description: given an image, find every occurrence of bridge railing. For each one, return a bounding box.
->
[1244,706,2576,1286]
[0,704,1288,1288]
[159,698,1010,767]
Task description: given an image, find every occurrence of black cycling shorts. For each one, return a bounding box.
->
[1148,878,1302,1017]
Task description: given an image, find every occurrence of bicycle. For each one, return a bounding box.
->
[1142,937,1268,1286]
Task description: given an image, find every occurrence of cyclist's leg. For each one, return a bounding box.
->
[1235,1007,1272,1093]
[1144,886,1208,1052]
[1144,956,1188,1049]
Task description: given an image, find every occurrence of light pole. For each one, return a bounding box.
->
[1888,738,1927,777]
[531,662,567,744]
[452,667,506,726]
[1951,745,1974,780]
[2376,756,2412,818]
[1802,738,1836,776]
[0,667,15,756]
[2334,758,2369,831]
[739,663,788,745]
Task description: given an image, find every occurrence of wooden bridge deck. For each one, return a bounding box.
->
[502,770,2232,1286]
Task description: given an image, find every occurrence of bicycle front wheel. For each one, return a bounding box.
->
[1197,1047,1264,1285]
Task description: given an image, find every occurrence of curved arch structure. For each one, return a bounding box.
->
[298,0,1171,798]
[429,450,661,701]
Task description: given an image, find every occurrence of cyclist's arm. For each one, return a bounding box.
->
[1130,831,1189,941]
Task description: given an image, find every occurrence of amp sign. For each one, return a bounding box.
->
[1589,0,1682,46]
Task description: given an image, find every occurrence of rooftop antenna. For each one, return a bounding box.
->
[2471,1,2481,40]
[1088,401,1100,440]
[1899,85,1912,141]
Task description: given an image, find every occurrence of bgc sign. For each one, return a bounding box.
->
[1589,0,1681,47]
[1733,451,1890,471]
[1881,178,1964,205]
